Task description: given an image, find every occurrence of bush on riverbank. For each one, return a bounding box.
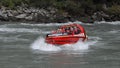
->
[107,5,120,15]
[0,0,120,15]
[0,0,28,9]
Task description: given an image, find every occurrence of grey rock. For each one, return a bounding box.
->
[15,14,27,19]
[7,11,13,17]
[25,15,33,20]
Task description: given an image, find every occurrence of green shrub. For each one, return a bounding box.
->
[107,5,120,14]
[0,0,29,8]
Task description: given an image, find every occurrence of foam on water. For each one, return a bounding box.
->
[108,30,120,34]
[87,36,101,46]
[20,22,67,27]
[60,42,89,51]
[0,27,52,35]
[0,36,29,42]
[30,36,98,52]
[0,28,41,33]
[20,21,83,27]
[95,21,120,25]
[31,37,61,52]
[0,22,76,28]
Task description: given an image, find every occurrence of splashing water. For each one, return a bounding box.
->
[30,37,61,51]
[60,42,89,51]
[30,36,98,52]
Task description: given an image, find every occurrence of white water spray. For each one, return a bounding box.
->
[30,37,61,51]
[30,36,97,52]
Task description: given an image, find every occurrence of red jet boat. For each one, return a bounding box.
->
[45,23,87,45]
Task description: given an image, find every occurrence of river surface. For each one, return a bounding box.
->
[0,21,120,68]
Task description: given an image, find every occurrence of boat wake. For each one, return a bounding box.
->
[30,36,98,52]
[31,37,61,52]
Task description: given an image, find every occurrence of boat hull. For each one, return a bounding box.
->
[45,35,86,45]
